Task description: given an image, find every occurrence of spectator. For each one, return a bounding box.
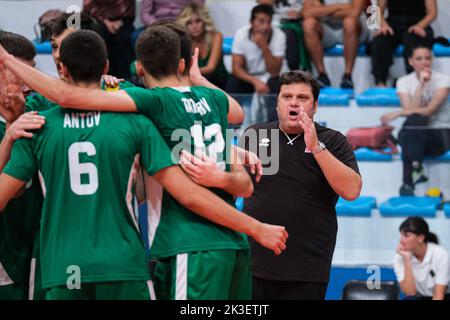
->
[380,45,450,196]
[302,0,368,88]
[242,70,361,300]
[226,4,286,121]
[177,3,229,89]
[370,0,437,87]
[83,0,136,80]
[258,0,311,71]
[141,0,204,27]
[394,217,450,300]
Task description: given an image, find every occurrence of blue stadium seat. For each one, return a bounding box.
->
[318,87,353,106]
[355,88,400,107]
[354,147,393,161]
[222,37,234,55]
[33,39,52,54]
[432,41,450,57]
[425,150,450,162]
[379,196,441,217]
[336,196,377,217]
[324,43,367,56]
[444,203,450,218]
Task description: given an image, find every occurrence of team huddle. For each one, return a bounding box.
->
[0,22,288,300]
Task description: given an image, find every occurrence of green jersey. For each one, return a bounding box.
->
[124,86,248,259]
[3,106,174,289]
[0,118,42,286]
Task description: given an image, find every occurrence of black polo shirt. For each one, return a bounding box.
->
[242,121,360,283]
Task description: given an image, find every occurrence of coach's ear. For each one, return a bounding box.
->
[103,60,110,75]
[136,61,144,78]
[178,58,186,76]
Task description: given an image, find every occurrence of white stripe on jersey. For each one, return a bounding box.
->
[143,172,163,249]
[170,86,191,93]
[28,258,37,300]
[38,170,47,197]
[176,253,188,300]
[126,155,140,231]
[0,115,5,123]
[147,280,157,300]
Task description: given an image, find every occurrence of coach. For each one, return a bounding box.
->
[242,70,362,300]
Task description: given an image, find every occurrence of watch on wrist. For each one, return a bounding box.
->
[312,141,326,156]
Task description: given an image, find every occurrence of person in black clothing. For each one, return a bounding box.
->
[370,0,437,87]
[241,70,362,300]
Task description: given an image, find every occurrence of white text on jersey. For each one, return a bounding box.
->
[182,98,211,116]
[63,112,101,129]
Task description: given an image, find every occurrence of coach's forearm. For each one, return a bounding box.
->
[314,150,362,200]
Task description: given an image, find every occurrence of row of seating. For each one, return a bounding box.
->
[336,195,450,217]
[235,195,449,217]
[354,148,450,162]
[222,37,450,57]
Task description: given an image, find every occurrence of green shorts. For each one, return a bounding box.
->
[45,280,155,300]
[153,249,251,300]
[0,282,28,300]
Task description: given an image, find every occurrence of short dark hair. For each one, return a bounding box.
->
[52,12,102,38]
[250,4,274,21]
[408,44,433,58]
[399,216,438,244]
[135,26,180,80]
[152,20,192,76]
[277,71,321,102]
[59,30,107,83]
[0,31,36,61]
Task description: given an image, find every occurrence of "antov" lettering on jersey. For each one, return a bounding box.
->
[63,111,101,129]
[182,98,211,116]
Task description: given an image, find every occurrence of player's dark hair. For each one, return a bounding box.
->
[135,26,180,80]
[0,30,36,61]
[59,30,107,83]
[152,20,192,76]
[277,70,320,102]
[52,12,102,38]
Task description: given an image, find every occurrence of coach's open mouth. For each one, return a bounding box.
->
[288,110,299,120]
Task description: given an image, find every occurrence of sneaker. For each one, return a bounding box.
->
[316,73,331,88]
[340,73,354,89]
[412,168,429,185]
[399,184,415,196]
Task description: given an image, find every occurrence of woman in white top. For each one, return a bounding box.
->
[394,216,450,300]
[381,45,450,196]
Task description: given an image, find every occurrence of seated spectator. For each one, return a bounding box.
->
[302,0,368,88]
[380,45,450,196]
[140,0,204,27]
[177,3,229,89]
[226,4,286,121]
[83,0,136,80]
[394,217,450,300]
[370,0,437,87]
[258,0,311,71]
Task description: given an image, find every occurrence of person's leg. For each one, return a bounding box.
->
[303,18,326,75]
[425,128,450,157]
[342,15,361,76]
[95,280,153,300]
[282,27,300,71]
[370,34,397,86]
[107,20,135,79]
[398,114,429,191]
[229,249,252,300]
[252,276,269,300]
[402,27,434,74]
[252,279,328,300]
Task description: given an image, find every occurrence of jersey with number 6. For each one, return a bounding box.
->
[124,86,249,259]
[3,106,174,289]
